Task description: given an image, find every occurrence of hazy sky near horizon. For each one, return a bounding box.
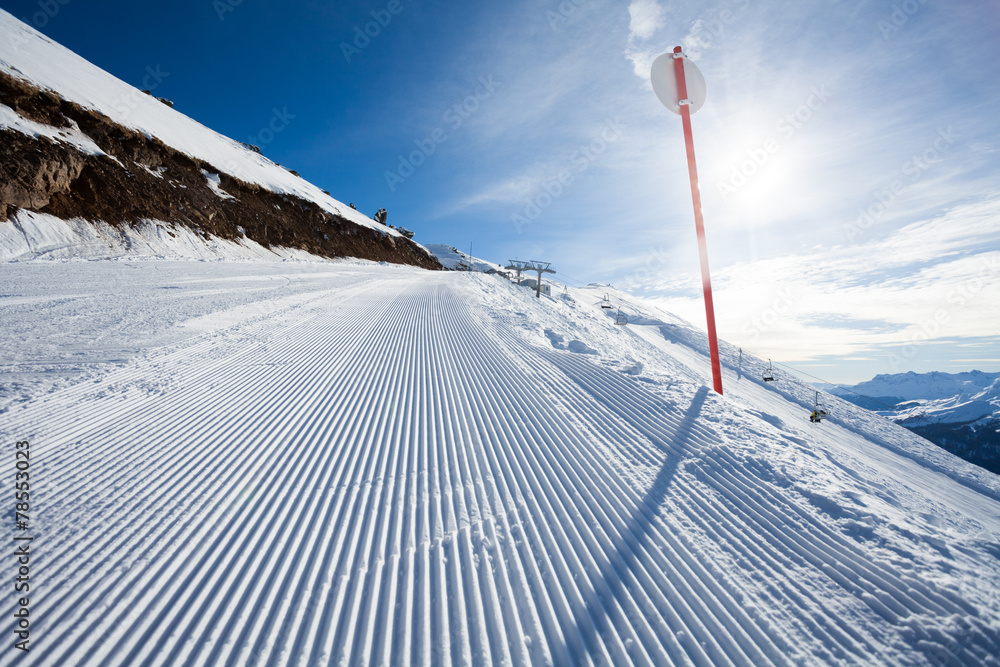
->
[3,0,999,383]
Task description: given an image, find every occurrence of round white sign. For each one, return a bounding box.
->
[650,52,707,115]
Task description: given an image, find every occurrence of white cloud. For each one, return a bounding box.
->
[446,174,542,213]
[624,0,669,81]
[629,196,1000,363]
[628,0,665,41]
[623,45,658,82]
[680,19,714,60]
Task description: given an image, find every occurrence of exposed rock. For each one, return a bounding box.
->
[0,70,441,269]
[0,131,86,211]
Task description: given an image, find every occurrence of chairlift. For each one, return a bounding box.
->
[809,391,828,423]
[614,308,628,326]
[600,294,614,309]
[763,359,775,382]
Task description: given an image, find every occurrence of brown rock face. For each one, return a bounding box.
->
[0,71,441,270]
[0,132,86,212]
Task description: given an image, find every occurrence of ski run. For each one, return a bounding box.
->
[2,259,999,666]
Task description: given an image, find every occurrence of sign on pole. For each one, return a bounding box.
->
[651,46,724,396]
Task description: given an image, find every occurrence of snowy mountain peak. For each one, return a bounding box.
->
[833,370,1000,474]
[854,369,1000,401]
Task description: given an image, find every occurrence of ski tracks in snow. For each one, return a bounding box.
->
[4,272,998,666]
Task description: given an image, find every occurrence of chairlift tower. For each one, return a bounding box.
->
[523,260,555,298]
[505,260,530,286]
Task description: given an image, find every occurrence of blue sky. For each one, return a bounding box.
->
[4,0,999,383]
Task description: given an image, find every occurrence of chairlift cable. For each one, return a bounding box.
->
[762,357,899,410]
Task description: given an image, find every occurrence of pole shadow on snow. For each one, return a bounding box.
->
[582,385,710,663]
[540,347,720,662]
[540,350,1000,665]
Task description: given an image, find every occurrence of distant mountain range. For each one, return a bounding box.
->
[829,371,1000,474]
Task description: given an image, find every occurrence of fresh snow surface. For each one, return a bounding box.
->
[425,244,504,272]
[0,210,328,263]
[3,261,1000,666]
[0,9,395,237]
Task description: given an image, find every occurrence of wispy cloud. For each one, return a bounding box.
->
[635,197,1000,366]
[623,0,670,81]
[440,173,542,215]
[628,0,665,41]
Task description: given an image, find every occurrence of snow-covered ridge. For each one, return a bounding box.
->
[0,9,391,236]
[832,370,1000,475]
[852,370,1000,403]
[425,243,504,272]
[835,370,1000,426]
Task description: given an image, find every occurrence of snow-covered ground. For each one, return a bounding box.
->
[2,259,999,666]
[0,210,333,263]
[425,244,504,272]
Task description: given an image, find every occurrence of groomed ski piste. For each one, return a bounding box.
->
[3,258,1000,666]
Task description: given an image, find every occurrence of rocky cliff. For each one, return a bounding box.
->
[0,70,440,269]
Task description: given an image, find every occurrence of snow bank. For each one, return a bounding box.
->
[425,243,504,272]
[0,210,328,262]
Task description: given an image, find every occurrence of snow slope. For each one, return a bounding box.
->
[2,261,999,666]
[425,244,504,272]
[0,210,334,262]
[0,9,393,237]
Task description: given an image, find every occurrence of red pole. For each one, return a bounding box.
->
[673,46,723,395]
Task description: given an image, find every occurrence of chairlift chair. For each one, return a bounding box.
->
[763,359,775,382]
[614,308,628,326]
[600,294,614,309]
[809,391,828,423]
